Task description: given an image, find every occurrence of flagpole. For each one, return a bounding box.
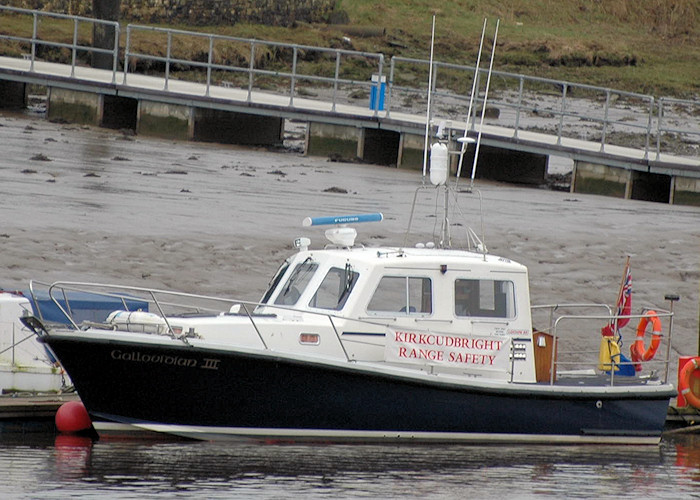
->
[612,255,631,337]
[615,256,631,306]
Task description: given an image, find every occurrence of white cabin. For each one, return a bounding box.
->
[163,245,539,384]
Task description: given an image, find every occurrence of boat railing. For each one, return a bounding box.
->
[30,280,397,362]
[30,282,677,385]
[532,303,675,385]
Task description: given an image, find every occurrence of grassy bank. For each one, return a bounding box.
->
[0,0,698,98]
[336,0,700,98]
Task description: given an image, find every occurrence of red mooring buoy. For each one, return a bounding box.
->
[55,401,92,433]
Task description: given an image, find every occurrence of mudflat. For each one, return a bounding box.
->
[1,113,698,365]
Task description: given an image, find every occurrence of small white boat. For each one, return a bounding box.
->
[0,290,67,394]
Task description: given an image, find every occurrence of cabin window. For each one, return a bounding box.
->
[274,260,318,306]
[367,276,432,315]
[260,260,290,304]
[455,279,515,318]
[309,265,359,310]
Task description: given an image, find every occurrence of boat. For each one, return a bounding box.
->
[0,290,67,394]
[18,214,678,444]
[18,19,678,445]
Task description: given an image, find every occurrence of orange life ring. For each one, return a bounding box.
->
[630,311,662,367]
[679,357,700,410]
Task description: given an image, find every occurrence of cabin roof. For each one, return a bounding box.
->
[296,245,528,274]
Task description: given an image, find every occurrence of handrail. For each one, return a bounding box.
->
[27,281,678,387]
[1,7,697,163]
[239,303,268,350]
[123,24,385,116]
[36,280,381,362]
[531,303,612,336]
[0,5,120,84]
[545,308,674,386]
[656,97,700,162]
[388,56,687,160]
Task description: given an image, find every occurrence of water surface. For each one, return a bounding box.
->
[1,433,698,499]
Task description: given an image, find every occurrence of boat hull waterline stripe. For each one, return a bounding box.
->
[92,422,662,445]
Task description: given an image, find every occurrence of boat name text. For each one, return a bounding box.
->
[110,349,220,370]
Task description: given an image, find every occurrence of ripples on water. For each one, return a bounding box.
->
[0,433,698,499]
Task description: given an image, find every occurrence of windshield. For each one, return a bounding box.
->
[274,260,318,306]
[260,260,290,304]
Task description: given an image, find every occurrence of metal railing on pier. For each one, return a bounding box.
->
[123,24,385,117]
[1,6,698,164]
[0,5,120,83]
[388,56,699,162]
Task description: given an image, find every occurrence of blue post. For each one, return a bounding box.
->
[369,74,386,111]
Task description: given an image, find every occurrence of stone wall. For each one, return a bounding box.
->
[4,0,337,26]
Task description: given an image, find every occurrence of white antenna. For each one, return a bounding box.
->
[456,18,488,181]
[408,16,497,252]
[421,14,437,183]
[469,19,500,191]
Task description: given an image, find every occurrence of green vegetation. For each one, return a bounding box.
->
[335,0,700,98]
[0,0,698,98]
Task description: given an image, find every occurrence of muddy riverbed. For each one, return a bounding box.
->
[0,112,698,368]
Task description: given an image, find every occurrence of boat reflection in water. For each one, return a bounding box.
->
[0,431,693,497]
[42,437,686,497]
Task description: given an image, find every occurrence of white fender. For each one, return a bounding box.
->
[107,310,167,334]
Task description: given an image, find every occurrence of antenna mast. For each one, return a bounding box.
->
[456,18,488,183]
[469,19,500,192]
[421,14,437,184]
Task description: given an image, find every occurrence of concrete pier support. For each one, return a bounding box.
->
[137,101,192,140]
[306,122,361,161]
[671,177,700,207]
[572,161,630,198]
[572,160,684,204]
[48,88,102,125]
[0,81,26,109]
[306,124,400,165]
[397,133,425,170]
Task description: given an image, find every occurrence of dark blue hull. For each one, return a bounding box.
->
[43,335,672,443]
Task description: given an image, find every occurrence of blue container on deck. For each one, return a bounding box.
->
[23,289,148,325]
[369,74,386,111]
